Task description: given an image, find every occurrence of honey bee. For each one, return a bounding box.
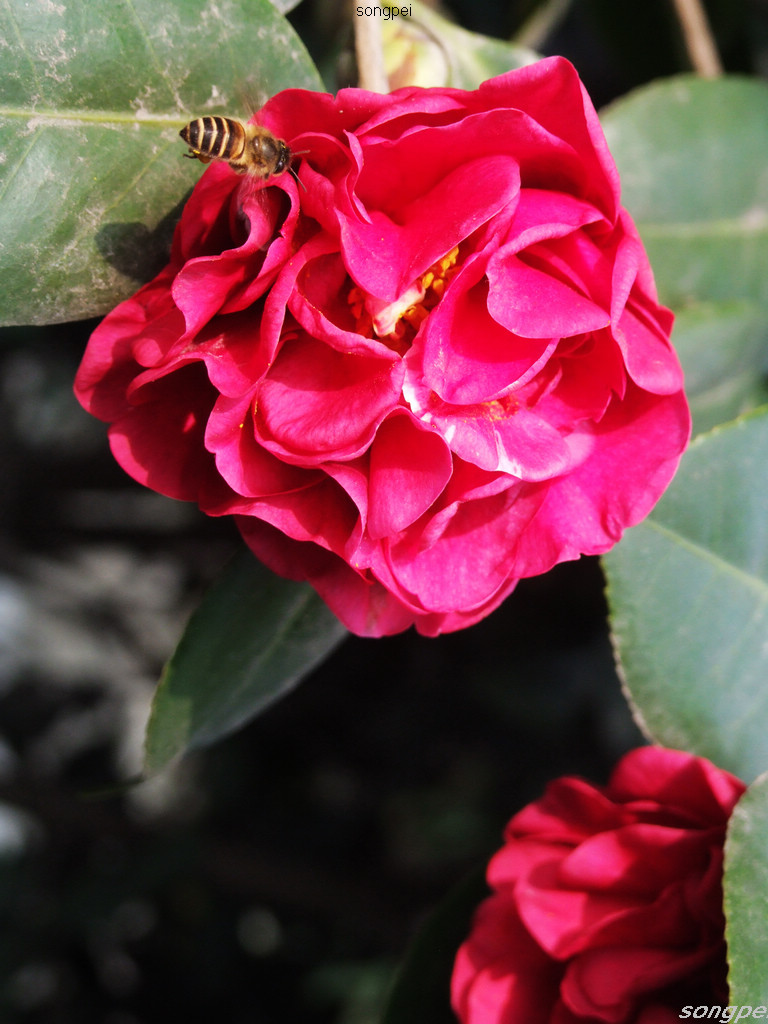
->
[179,116,293,181]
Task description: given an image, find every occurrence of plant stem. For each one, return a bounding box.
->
[670,0,723,77]
[514,0,572,50]
[354,12,389,92]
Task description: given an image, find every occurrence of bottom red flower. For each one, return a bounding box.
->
[451,747,745,1023]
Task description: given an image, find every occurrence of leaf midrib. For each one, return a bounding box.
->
[645,516,768,598]
[0,105,187,127]
[639,216,768,239]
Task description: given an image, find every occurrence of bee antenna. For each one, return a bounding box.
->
[289,166,307,192]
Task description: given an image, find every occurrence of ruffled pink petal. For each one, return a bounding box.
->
[235,475,360,555]
[501,188,607,253]
[510,386,691,577]
[610,748,745,824]
[340,153,520,302]
[384,484,543,613]
[205,392,320,498]
[73,268,181,420]
[367,412,452,538]
[255,332,404,463]
[487,249,611,339]
[561,945,714,1022]
[413,253,559,405]
[107,363,219,502]
[476,57,621,219]
[507,778,624,845]
[452,896,563,1024]
[559,825,708,895]
[236,517,419,636]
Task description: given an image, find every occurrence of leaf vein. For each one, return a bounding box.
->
[640,217,768,240]
[0,130,40,205]
[119,0,184,111]
[645,518,768,597]
[0,0,45,100]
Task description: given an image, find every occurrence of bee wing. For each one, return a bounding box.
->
[238,80,269,123]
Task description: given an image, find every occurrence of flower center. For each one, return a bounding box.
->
[347,246,461,355]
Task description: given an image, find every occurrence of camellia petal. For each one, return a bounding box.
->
[562,945,717,1019]
[385,485,544,612]
[108,363,221,503]
[367,412,452,539]
[414,254,560,405]
[205,392,321,499]
[340,153,520,302]
[487,250,611,339]
[476,57,621,219]
[255,333,404,462]
[430,398,573,481]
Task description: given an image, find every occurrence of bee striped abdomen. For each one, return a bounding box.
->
[180,115,295,181]
[180,116,246,161]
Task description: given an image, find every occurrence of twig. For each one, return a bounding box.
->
[354,12,390,93]
[514,0,572,51]
[670,0,723,78]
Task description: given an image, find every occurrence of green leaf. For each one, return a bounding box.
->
[604,407,768,783]
[143,551,347,776]
[601,76,768,314]
[672,300,768,436]
[270,0,303,13]
[0,0,323,327]
[725,772,768,1000]
[383,1,539,91]
[380,867,488,1024]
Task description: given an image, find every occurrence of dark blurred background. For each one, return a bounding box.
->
[1,1,765,1021]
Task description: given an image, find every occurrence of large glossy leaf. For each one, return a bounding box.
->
[604,407,768,783]
[0,0,322,327]
[143,552,348,775]
[601,76,768,314]
[380,867,488,1024]
[671,300,768,436]
[269,0,303,12]
[725,772,768,1000]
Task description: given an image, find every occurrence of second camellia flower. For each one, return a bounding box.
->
[75,56,690,636]
[452,747,745,1022]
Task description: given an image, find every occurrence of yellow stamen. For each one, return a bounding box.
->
[346,245,461,353]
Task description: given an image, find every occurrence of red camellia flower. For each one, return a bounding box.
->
[75,56,690,636]
[451,747,745,1022]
